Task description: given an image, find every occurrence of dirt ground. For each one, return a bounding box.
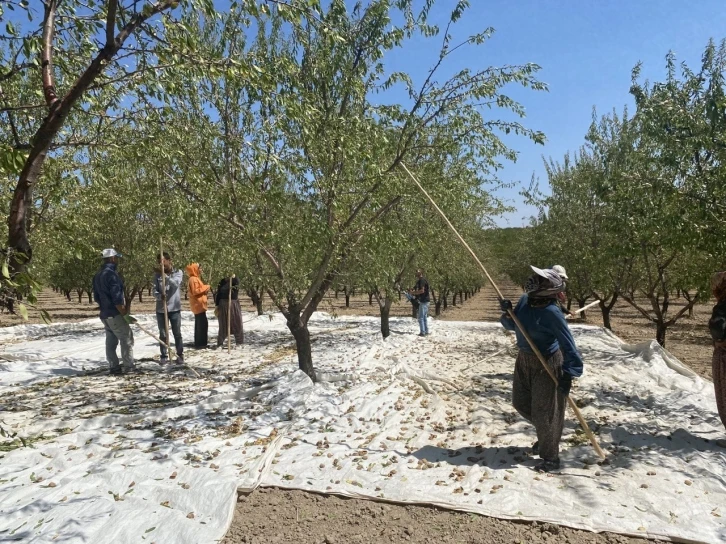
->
[222,488,645,544]
[1,282,716,544]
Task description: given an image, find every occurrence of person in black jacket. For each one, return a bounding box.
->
[215,276,244,346]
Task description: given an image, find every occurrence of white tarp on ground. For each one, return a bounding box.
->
[1,313,725,544]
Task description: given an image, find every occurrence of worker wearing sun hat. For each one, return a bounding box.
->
[92,248,135,375]
[498,265,584,472]
[551,264,573,318]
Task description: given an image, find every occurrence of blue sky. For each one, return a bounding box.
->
[382,0,726,226]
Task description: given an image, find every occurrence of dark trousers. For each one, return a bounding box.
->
[157,311,183,358]
[512,350,566,461]
[194,312,208,348]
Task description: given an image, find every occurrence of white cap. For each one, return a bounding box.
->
[102,248,121,258]
[552,265,568,280]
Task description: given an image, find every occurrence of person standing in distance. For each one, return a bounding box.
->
[92,249,135,376]
[154,252,184,365]
[186,262,211,348]
[408,269,430,337]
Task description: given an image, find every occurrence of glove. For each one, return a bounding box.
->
[558,374,573,396]
[499,299,512,312]
[123,314,138,324]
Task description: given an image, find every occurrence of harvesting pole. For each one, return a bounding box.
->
[400,162,606,459]
[227,275,233,354]
[160,238,171,357]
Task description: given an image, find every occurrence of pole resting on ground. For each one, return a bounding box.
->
[399,162,606,460]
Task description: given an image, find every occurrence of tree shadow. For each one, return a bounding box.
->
[412,443,534,471]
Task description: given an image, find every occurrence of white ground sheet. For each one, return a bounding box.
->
[1,313,725,543]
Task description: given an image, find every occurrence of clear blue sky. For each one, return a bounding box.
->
[382,0,726,227]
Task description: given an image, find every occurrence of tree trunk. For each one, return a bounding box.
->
[380,301,392,338]
[435,299,442,316]
[577,298,588,320]
[64,290,71,301]
[248,288,264,316]
[443,292,448,310]
[287,317,316,382]
[87,291,92,304]
[596,293,618,331]
[459,291,464,304]
[138,291,143,303]
[656,321,667,347]
[334,289,339,299]
[369,292,373,306]
[345,290,350,308]
[452,293,457,306]
[76,289,83,303]
[147,285,152,296]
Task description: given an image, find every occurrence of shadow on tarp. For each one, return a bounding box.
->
[412,444,536,471]
[1,496,98,543]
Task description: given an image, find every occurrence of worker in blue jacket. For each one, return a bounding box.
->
[499,266,584,472]
[92,248,135,375]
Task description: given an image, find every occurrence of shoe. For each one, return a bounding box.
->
[159,357,170,366]
[109,368,123,376]
[123,366,140,374]
[418,333,425,337]
[174,355,184,365]
[535,458,560,473]
[531,441,539,456]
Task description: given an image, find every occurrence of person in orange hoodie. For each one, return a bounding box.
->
[186,263,211,348]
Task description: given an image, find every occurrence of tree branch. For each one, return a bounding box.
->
[41,0,60,109]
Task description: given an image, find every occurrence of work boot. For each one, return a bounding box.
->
[531,441,539,456]
[159,357,169,366]
[174,354,184,365]
[535,458,560,473]
[109,367,123,376]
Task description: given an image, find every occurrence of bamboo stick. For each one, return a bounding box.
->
[159,238,172,359]
[227,275,233,354]
[400,162,606,460]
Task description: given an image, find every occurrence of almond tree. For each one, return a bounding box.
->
[154,1,545,381]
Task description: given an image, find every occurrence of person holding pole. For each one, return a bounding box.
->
[408,269,430,337]
[154,252,184,365]
[499,265,584,472]
[186,262,211,348]
[215,275,244,347]
[92,249,136,375]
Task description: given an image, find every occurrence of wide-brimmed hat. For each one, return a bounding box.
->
[101,248,122,258]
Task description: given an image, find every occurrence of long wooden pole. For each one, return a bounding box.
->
[160,238,172,358]
[570,299,601,316]
[227,275,233,354]
[400,162,606,459]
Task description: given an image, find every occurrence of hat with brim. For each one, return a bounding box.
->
[102,248,122,258]
[552,264,569,280]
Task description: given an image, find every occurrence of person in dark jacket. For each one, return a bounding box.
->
[500,265,584,472]
[215,275,244,347]
[710,270,726,432]
[408,269,430,336]
[92,249,135,375]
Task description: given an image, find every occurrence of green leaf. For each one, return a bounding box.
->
[18,304,28,321]
[1,261,9,279]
